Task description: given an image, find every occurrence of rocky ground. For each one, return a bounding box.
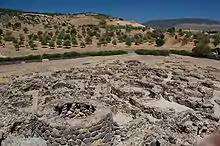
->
[0,54,220,146]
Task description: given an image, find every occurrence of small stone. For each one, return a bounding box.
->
[214,99,220,105]
[91,131,98,137]
[45,130,50,136]
[0,131,4,140]
[85,132,91,138]
[92,140,103,146]
[115,130,121,135]
[77,133,85,140]
[83,137,92,144]
[75,139,82,145]
[67,139,76,146]
[51,128,61,138]
[67,111,73,116]
[89,124,102,132]
[80,142,86,146]
[103,133,112,143]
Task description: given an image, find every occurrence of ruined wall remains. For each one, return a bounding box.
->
[32,100,115,146]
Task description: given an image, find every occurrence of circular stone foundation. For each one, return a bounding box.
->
[32,99,114,146]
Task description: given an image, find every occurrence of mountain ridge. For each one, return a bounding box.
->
[143,18,220,28]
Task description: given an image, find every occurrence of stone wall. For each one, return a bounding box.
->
[32,100,115,146]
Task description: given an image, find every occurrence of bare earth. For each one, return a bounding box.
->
[0,54,220,145]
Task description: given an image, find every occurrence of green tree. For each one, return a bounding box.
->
[4,31,15,42]
[19,34,25,42]
[64,34,71,40]
[181,37,189,46]
[85,36,92,44]
[23,27,29,33]
[97,42,101,47]
[48,32,53,37]
[80,42,86,48]
[41,38,47,46]
[192,43,211,57]
[112,40,117,45]
[12,38,18,44]
[125,37,132,46]
[72,38,78,46]
[28,33,33,40]
[167,27,175,34]
[56,39,62,47]
[18,40,24,46]
[70,28,77,35]
[33,34,38,41]
[63,39,71,48]
[156,38,165,47]
[99,20,107,26]
[0,29,3,36]
[49,41,55,49]
[37,31,43,36]
[14,43,20,51]
[28,40,37,50]
[213,37,220,47]
[13,22,21,29]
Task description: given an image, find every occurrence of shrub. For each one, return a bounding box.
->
[43,53,62,59]
[24,55,41,60]
[85,36,92,44]
[63,39,71,48]
[72,38,78,46]
[192,43,212,57]
[49,41,55,49]
[112,40,117,45]
[97,42,101,47]
[41,38,47,46]
[156,38,165,47]
[64,34,71,40]
[167,27,175,34]
[135,49,170,56]
[48,32,53,37]
[14,43,19,51]
[125,37,132,46]
[181,37,189,46]
[213,37,220,47]
[18,41,24,46]
[62,51,80,58]
[80,42,86,48]
[37,31,43,36]
[13,22,21,29]
[70,28,77,35]
[4,31,15,42]
[29,41,37,50]
[0,29,3,36]
[23,27,29,33]
[99,20,107,26]
[83,50,127,56]
[169,50,192,56]
[33,34,38,41]
[56,39,62,46]
[28,33,33,40]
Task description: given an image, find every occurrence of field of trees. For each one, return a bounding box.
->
[0,8,220,58]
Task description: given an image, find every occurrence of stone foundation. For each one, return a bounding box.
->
[32,100,114,146]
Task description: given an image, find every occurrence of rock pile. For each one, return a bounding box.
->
[0,59,220,146]
[54,102,96,118]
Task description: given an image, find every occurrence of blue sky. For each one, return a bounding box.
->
[1,0,220,22]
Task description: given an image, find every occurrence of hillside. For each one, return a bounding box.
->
[0,8,219,57]
[144,18,220,30]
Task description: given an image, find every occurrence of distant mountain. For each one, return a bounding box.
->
[143,18,220,28]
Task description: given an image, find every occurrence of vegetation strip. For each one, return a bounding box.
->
[135,49,192,56]
[0,50,128,63]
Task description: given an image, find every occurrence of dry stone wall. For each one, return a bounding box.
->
[32,100,115,146]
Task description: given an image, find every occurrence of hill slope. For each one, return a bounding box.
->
[144,18,220,29]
